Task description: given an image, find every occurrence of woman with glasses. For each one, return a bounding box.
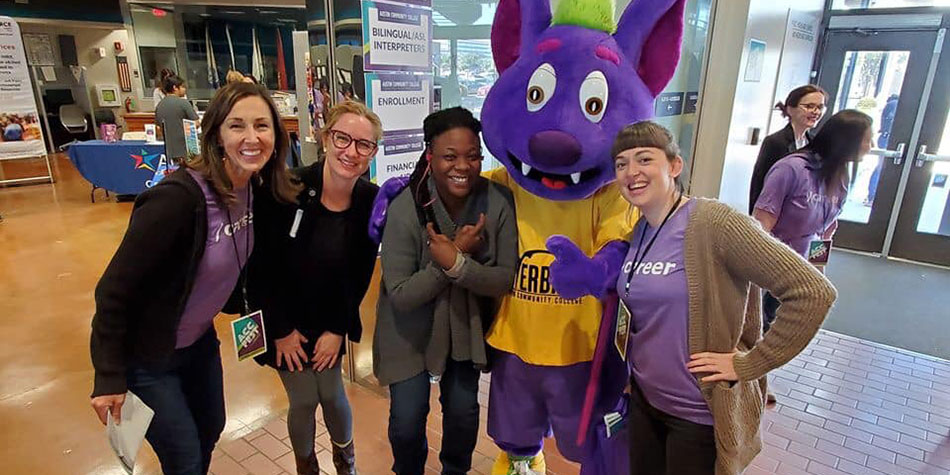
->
[244,101,382,475]
[750,85,827,214]
[374,107,518,474]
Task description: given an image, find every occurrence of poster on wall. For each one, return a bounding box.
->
[361,0,432,72]
[744,39,766,82]
[0,17,48,160]
[22,33,55,66]
[365,72,432,137]
[373,133,425,184]
[655,92,684,117]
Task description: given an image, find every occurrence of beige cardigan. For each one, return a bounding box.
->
[683,199,837,474]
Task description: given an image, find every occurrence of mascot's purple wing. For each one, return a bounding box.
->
[368,175,410,244]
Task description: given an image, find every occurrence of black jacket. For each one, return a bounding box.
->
[90,168,211,397]
[245,161,379,369]
[749,123,812,213]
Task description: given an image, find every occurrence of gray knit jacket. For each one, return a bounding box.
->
[373,177,518,386]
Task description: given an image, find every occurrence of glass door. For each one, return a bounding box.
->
[889,30,950,266]
[817,29,939,253]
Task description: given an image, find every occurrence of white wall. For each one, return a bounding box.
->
[129,8,175,48]
[18,22,146,129]
[690,0,824,211]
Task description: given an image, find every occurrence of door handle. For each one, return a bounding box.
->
[915,145,950,167]
[869,143,906,165]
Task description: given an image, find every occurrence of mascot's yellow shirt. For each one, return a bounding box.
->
[484,167,636,366]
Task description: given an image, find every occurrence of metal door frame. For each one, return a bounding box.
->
[816,11,950,267]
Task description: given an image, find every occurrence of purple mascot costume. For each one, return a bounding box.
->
[370,0,685,473]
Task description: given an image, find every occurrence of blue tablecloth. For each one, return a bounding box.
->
[68,140,167,195]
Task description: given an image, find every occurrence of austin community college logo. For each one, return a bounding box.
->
[512,250,582,306]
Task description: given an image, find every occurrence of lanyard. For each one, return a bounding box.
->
[624,191,682,296]
[224,187,252,315]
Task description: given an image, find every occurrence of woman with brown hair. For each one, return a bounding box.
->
[547,121,836,475]
[89,82,297,475]
[244,101,382,475]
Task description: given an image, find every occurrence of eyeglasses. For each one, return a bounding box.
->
[798,103,826,113]
[329,130,378,157]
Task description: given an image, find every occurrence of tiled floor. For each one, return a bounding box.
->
[2,156,949,474]
[210,329,950,475]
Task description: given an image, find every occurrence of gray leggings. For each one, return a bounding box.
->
[277,364,353,457]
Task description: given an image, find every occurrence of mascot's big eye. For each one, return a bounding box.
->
[579,71,609,123]
[526,63,556,112]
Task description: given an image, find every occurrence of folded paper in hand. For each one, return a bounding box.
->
[106,391,155,474]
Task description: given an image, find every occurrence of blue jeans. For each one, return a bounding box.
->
[127,330,226,475]
[388,360,481,475]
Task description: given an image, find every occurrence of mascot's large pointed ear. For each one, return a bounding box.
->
[614,0,686,97]
[491,0,552,73]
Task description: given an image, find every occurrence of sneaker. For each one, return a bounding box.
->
[491,452,546,475]
[766,391,777,407]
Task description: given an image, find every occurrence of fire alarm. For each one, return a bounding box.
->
[114,41,123,52]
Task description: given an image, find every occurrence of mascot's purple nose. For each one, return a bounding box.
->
[528,130,582,167]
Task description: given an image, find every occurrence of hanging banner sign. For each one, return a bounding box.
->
[0,17,47,160]
[382,0,431,6]
[365,72,431,136]
[361,0,432,72]
[373,133,424,184]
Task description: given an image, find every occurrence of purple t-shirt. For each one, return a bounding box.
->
[754,152,847,257]
[176,169,254,348]
[617,199,713,426]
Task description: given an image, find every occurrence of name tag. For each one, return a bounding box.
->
[808,239,833,266]
[231,310,267,361]
[615,301,631,361]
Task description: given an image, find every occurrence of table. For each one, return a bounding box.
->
[67,140,167,200]
[123,112,299,134]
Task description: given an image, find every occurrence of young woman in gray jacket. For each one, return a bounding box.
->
[373,107,518,475]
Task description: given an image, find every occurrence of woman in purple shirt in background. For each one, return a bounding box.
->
[90,83,299,474]
[753,109,872,330]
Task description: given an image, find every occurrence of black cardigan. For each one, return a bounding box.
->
[90,168,211,397]
[245,161,379,369]
[749,123,812,213]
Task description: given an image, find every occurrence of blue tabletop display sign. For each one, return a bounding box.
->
[67,140,167,195]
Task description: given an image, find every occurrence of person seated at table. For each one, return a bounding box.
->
[155,75,199,164]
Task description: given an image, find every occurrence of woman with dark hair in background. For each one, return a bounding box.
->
[90,82,298,474]
[374,107,518,475]
[753,109,872,336]
[155,75,199,164]
[749,85,827,213]
[152,68,175,103]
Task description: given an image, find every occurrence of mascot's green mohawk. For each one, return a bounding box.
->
[551,0,617,34]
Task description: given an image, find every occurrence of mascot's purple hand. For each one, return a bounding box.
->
[547,235,602,300]
[368,176,411,244]
[547,237,630,300]
[593,240,630,299]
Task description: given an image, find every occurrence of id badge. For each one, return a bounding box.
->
[615,301,632,361]
[807,239,833,266]
[231,310,267,361]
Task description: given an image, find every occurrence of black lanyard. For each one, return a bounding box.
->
[624,191,682,296]
[224,186,252,315]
